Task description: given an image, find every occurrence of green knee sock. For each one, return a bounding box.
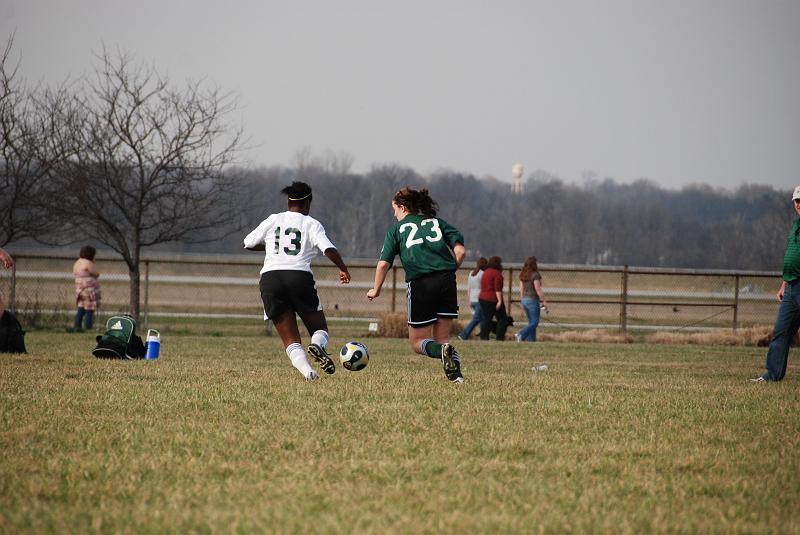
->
[421,339,443,359]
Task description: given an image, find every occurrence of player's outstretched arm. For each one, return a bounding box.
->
[244,243,266,251]
[324,248,350,284]
[367,261,391,300]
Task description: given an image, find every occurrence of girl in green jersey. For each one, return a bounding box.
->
[367,187,466,383]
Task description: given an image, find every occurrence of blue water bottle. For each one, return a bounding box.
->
[144,329,161,360]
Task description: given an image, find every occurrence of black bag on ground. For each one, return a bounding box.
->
[92,315,146,360]
[0,310,27,353]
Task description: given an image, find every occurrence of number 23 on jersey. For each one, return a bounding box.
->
[399,219,443,249]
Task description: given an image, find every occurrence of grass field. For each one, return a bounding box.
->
[1,330,798,534]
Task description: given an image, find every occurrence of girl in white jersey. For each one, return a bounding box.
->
[244,182,351,381]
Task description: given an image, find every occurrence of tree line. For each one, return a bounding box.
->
[208,165,790,271]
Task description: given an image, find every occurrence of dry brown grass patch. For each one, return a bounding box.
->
[539,328,634,344]
[645,325,772,346]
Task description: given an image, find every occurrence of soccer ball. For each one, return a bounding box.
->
[339,341,369,371]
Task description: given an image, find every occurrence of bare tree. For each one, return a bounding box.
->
[0,34,75,246]
[47,47,244,319]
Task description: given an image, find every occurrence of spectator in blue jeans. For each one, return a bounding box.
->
[752,185,800,382]
[459,257,487,340]
[515,256,548,342]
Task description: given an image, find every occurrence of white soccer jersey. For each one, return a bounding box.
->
[243,211,336,274]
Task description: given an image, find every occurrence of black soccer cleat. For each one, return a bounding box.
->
[308,344,336,374]
[441,343,464,383]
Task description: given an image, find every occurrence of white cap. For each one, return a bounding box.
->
[793,186,800,200]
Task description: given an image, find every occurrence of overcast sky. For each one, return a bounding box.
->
[2,0,799,190]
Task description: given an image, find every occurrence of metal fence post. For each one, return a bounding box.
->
[144,259,150,331]
[733,274,740,331]
[507,267,514,314]
[9,257,16,313]
[620,265,629,333]
[391,265,397,313]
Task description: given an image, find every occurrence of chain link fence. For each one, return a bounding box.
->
[0,251,780,333]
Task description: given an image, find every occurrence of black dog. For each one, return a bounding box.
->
[483,315,513,339]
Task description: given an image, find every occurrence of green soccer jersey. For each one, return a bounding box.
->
[379,214,464,282]
[783,219,800,282]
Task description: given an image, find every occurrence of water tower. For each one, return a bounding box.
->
[511,163,524,194]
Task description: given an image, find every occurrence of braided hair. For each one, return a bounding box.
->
[281,181,313,205]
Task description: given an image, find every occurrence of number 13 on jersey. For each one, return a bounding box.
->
[274,226,302,255]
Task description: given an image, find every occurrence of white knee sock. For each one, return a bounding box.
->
[286,343,314,378]
[311,330,329,349]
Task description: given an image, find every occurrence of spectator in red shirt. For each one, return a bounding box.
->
[478,255,509,340]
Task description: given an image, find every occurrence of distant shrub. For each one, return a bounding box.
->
[378,313,462,339]
[376,313,404,338]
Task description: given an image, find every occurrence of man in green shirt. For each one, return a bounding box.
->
[751,185,800,382]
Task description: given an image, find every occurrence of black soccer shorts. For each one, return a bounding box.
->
[406,270,459,327]
[259,270,322,320]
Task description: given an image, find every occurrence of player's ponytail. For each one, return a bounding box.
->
[394,187,438,217]
[415,188,438,217]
